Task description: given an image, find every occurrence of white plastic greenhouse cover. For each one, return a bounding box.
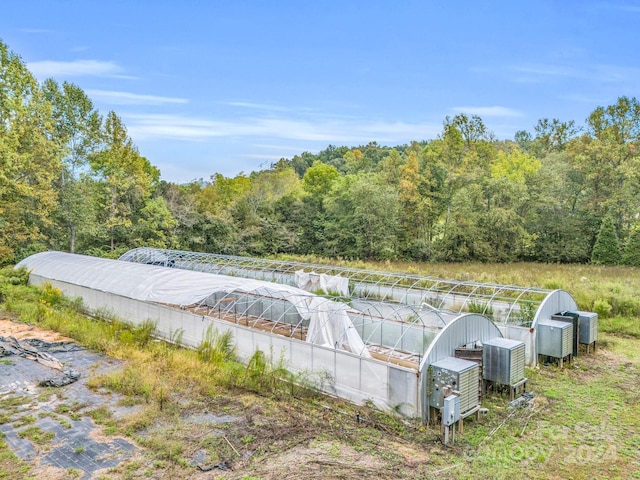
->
[294,270,349,296]
[16,252,370,357]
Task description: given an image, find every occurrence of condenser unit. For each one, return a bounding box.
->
[537,318,573,360]
[429,357,479,415]
[482,337,526,386]
[575,311,598,345]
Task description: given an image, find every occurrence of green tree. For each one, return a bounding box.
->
[522,151,592,262]
[0,41,61,263]
[232,168,302,255]
[534,118,579,153]
[90,111,160,252]
[378,148,405,186]
[130,197,178,248]
[578,97,640,234]
[436,184,492,262]
[302,162,340,204]
[42,79,102,253]
[621,227,640,266]
[324,174,400,260]
[298,162,341,254]
[591,215,620,265]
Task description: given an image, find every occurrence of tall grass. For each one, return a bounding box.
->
[0,267,314,407]
[197,324,236,364]
[277,256,640,322]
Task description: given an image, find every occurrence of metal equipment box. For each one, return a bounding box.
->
[429,357,479,414]
[482,337,526,386]
[537,318,573,359]
[442,394,460,426]
[575,311,598,344]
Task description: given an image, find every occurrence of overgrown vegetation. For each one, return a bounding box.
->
[1,264,639,479]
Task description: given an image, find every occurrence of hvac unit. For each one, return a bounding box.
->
[429,357,479,415]
[551,313,579,357]
[537,318,573,360]
[575,311,598,345]
[482,337,526,386]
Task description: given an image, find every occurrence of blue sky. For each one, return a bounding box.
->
[2,1,639,183]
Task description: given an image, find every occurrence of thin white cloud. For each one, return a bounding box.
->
[512,62,640,85]
[86,89,188,106]
[125,113,440,144]
[512,64,580,78]
[252,143,309,152]
[242,153,284,160]
[27,59,128,78]
[224,101,291,112]
[451,106,524,118]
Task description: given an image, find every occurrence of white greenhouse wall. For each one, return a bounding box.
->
[497,325,535,366]
[29,274,420,418]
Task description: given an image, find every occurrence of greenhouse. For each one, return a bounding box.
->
[120,248,597,365]
[17,251,510,422]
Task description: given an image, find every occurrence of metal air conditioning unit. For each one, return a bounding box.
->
[575,311,598,346]
[537,318,573,365]
[482,337,526,386]
[429,357,480,415]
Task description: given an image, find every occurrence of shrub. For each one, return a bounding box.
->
[593,298,613,319]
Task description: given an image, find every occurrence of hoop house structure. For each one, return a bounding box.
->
[18,252,507,421]
[120,248,593,365]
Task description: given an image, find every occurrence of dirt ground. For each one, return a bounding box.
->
[0,316,72,342]
[2,314,639,480]
[0,315,443,480]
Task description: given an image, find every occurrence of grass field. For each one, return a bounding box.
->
[0,262,639,479]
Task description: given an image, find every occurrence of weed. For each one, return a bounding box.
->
[17,427,55,445]
[54,404,70,414]
[197,325,236,364]
[467,300,494,317]
[86,406,113,425]
[12,416,36,428]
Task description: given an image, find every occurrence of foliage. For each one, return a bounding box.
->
[0,41,61,265]
[2,38,640,265]
[591,215,620,265]
[621,226,640,266]
[2,262,640,479]
[197,325,236,364]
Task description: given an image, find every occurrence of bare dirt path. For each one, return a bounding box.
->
[0,314,72,342]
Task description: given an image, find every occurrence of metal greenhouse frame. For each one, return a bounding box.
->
[119,248,583,365]
[119,247,551,325]
[18,251,505,421]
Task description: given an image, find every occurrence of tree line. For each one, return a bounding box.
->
[2,40,639,266]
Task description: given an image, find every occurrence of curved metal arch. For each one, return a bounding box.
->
[352,304,441,359]
[503,286,546,326]
[481,283,517,317]
[119,247,568,339]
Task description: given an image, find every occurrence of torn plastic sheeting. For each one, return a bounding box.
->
[0,336,81,387]
[304,297,370,357]
[295,270,349,296]
[18,252,371,359]
[38,370,81,387]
